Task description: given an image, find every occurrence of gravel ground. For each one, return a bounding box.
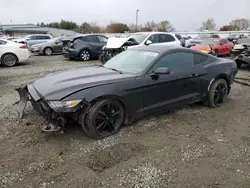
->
[0,55,250,188]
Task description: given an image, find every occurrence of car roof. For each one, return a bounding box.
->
[133,32,175,35]
[0,39,8,42]
[128,45,184,54]
[28,34,51,36]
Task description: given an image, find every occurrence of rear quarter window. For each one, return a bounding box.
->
[194,53,209,65]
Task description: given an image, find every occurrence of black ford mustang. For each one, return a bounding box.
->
[15,45,237,139]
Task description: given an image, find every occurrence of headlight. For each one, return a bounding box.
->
[48,100,82,112]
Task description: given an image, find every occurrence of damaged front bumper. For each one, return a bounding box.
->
[14,85,77,132]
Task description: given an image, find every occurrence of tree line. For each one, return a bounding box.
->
[37,18,249,33]
[37,19,176,33]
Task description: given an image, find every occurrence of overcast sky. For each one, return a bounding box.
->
[0,0,249,31]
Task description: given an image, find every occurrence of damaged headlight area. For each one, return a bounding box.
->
[47,100,82,112]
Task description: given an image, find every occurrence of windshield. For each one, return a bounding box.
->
[127,34,148,44]
[104,50,159,74]
[196,35,210,39]
[201,39,219,45]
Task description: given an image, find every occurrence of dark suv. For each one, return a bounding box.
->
[62,34,108,61]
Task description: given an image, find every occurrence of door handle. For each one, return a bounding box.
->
[190,73,198,77]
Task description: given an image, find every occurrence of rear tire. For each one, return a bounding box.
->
[79,49,91,61]
[80,99,125,139]
[1,53,18,67]
[203,79,228,108]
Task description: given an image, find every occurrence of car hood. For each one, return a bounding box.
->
[105,37,138,49]
[191,44,213,50]
[190,39,203,43]
[32,66,135,100]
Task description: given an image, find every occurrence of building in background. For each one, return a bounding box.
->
[1,24,78,38]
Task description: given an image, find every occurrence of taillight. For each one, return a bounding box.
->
[19,44,27,49]
[69,41,76,48]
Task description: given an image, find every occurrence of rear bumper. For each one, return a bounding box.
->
[18,50,30,62]
[62,48,79,59]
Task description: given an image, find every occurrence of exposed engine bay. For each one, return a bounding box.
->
[231,39,250,67]
[99,37,139,64]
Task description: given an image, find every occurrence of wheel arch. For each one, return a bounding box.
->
[79,47,92,57]
[89,95,128,122]
[209,74,231,94]
[43,46,53,53]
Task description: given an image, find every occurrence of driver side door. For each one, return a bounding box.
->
[143,51,199,114]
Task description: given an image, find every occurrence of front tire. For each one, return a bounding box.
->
[1,53,18,67]
[81,99,125,139]
[44,47,53,56]
[214,49,218,57]
[203,79,228,108]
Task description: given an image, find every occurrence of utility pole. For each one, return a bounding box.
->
[136,9,139,32]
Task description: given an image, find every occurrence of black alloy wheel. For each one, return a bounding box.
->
[213,82,228,106]
[203,79,228,108]
[83,99,125,139]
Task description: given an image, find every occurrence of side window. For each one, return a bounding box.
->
[193,53,208,65]
[29,36,37,40]
[43,36,51,39]
[160,34,175,42]
[79,36,91,42]
[0,40,7,45]
[223,39,228,44]
[211,34,220,38]
[153,52,194,70]
[98,36,108,43]
[35,36,46,40]
[175,34,182,40]
[148,34,160,43]
[56,39,62,43]
[220,39,227,45]
[90,36,100,43]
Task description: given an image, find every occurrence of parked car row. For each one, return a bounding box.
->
[1,31,249,68]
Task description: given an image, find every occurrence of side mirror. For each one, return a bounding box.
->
[154,67,170,75]
[145,40,152,45]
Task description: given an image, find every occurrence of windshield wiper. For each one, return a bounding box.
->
[96,64,123,74]
[105,67,123,74]
[109,68,123,74]
[95,64,104,67]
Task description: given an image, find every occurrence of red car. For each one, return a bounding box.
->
[191,38,234,56]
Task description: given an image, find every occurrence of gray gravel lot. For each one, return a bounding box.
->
[0,55,250,188]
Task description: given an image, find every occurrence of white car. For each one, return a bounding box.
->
[0,39,30,67]
[127,32,181,48]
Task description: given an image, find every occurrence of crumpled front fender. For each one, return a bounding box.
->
[13,86,29,119]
